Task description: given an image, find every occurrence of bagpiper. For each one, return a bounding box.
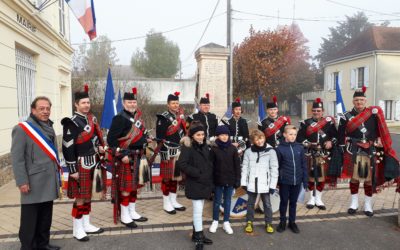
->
[62,85,105,241]
[258,96,291,148]
[337,86,400,217]
[107,88,149,228]
[156,92,187,214]
[187,93,218,141]
[226,97,250,154]
[297,98,337,210]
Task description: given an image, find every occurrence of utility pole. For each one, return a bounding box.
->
[227,0,233,106]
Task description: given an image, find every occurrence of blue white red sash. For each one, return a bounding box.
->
[18,122,61,167]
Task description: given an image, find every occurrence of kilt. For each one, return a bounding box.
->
[67,162,93,199]
[112,154,140,194]
[160,158,175,179]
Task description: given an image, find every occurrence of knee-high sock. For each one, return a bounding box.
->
[169,180,178,193]
[308,182,325,192]
[161,180,169,196]
[350,182,360,194]
[130,191,137,203]
[72,203,85,219]
[364,184,373,197]
[120,195,130,206]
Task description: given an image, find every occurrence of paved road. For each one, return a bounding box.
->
[1,215,399,250]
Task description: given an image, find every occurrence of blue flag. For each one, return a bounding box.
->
[116,89,123,113]
[258,93,266,123]
[336,79,346,115]
[100,68,117,129]
[224,104,232,118]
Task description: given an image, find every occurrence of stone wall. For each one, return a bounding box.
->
[0,153,13,187]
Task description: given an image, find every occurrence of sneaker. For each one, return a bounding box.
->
[276,221,286,233]
[209,220,218,233]
[265,224,274,234]
[288,222,300,233]
[244,221,253,233]
[223,221,233,235]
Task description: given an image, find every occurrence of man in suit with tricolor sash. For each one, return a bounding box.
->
[11,96,61,250]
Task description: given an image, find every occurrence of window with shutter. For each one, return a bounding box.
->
[385,100,393,120]
[338,71,343,89]
[364,67,369,87]
[16,49,36,121]
[395,101,400,121]
[351,69,356,89]
[333,72,339,90]
[357,67,365,88]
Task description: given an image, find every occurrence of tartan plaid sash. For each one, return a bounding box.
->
[306,116,333,137]
[345,107,373,134]
[166,117,185,136]
[264,116,290,138]
[119,115,145,149]
[75,113,96,144]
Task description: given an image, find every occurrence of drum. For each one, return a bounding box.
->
[219,187,248,218]
[256,189,280,214]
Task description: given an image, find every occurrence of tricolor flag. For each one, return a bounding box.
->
[100,68,117,129]
[336,79,346,118]
[66,0,97,40]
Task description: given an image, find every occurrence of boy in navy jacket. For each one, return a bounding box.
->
[275,125,307,233]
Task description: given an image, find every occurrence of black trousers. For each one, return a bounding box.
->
[19,201,53,250]
[279,184,301,223]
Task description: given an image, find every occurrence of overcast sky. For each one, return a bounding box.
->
[69,0,400,78]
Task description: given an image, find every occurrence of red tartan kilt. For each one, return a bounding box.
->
[117,162,137,192]
[160,159,174,179]
[67,164,93,199]
[342,151,353,178]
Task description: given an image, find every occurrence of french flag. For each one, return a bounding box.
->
[66,0,97,40]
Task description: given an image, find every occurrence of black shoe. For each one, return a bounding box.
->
[86,228,104,234]
[164,209,176,215]
[174,206,186,211]
[200,231,213,245]
[276,221,286,233]
[121,220,138,228]
[288,222,300,234]
[364,211,374,217]
[192,230,213,245]
[195,240,204,250]
[36,244,61,250]
[133,216,148,222]
[347,208,357,215]
[74,236,89,242]
[306,204,315,209]
[316,205,326,210]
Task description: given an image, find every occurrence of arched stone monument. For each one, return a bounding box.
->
[195,43,229,118]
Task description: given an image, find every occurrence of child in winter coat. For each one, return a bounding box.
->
[275,125,308,234]
[209,125,241,235]
[241,129,279,234]
[176,121,213,250]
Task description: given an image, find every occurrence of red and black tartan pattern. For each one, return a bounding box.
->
[67,162,93,199]
[263,116,291,138]
[306,116,333,137]
[112,154,140,193]
[160,159,175,179]
[344,106,400,191]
